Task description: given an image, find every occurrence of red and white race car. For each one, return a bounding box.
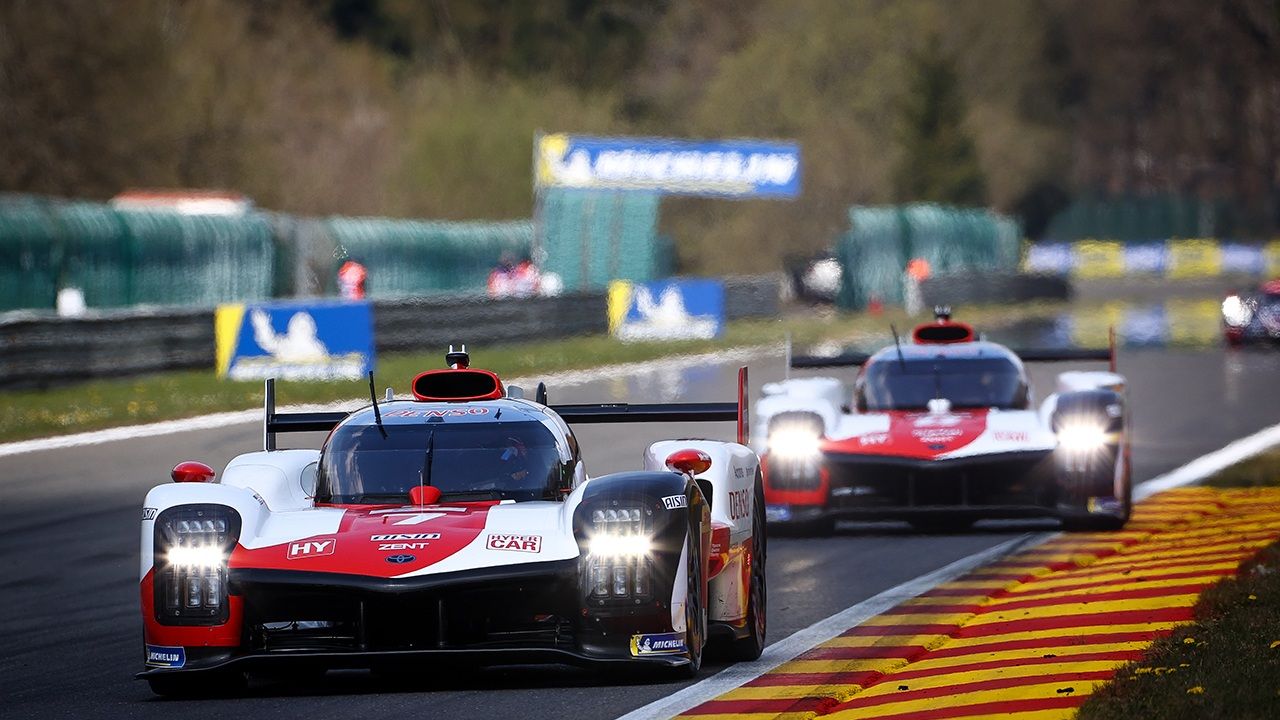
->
[138,350,765,695]
[754,309,1131,533]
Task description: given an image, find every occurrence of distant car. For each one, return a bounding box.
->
[753,308,1131,533]
[138,350,766,695]
[1222,279,1280,346]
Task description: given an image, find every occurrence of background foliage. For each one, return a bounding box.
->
[1,0,1277,272]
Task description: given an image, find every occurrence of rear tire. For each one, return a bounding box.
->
[731,473,768,661]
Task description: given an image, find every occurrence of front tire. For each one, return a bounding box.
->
[731,473,768,661]
[677,528,706,679]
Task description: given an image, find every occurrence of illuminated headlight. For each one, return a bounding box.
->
[1222,295,1253,327]
[586,507,652,600]
[1057,422,1110,453]
[768,427,822,461]
[154,507,238,623]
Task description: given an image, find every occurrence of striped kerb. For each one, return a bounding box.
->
[679,486,1280,720]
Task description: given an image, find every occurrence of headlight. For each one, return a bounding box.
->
[585,507,652,600]
[1056,422,1109,453]
[1222,295,1253,327]
[154,506,238,624]
[768,426,822,461]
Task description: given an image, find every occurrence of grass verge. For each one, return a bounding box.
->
[0,301,1066,444]
[1076,448,1280,720]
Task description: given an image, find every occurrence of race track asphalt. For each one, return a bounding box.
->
[2,337,1278,720]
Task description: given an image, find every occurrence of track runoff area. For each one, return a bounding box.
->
[625,421,1280,720]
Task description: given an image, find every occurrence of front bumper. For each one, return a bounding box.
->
[140,558,687,678]
[766,450,1075,522]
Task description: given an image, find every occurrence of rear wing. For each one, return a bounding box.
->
[261,367,754,450]
[1011,328,1118,372]
[262,378,346,451]
[789,352,871,369]
[550,366,752,446]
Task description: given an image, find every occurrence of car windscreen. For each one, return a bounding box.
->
[860,357,1025,411]
[316,420,565,504]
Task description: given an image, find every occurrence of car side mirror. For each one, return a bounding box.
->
[299,462,318,499]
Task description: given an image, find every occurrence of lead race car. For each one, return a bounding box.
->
[755,308,1131,533]
[138,349,765,695]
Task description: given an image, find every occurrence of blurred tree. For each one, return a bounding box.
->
[892,40,986,206]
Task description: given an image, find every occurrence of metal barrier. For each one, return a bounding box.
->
[920,272,1071,308]
[0,275,781,389]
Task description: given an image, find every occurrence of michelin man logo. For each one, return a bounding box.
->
[616,286,719,342]
[250,309,329,362]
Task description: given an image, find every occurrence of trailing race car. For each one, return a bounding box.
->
[1222,279,1280,346]
[755,308,1131,533]
[138,349,765,695]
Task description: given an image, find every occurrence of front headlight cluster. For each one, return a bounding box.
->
[155,506,238,624]
[586,507,652,600]
[767,413,825,462]
[1222,295,1254,327]
[1056,422,1110,453]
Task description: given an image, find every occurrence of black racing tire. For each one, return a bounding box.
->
[731,472,768,661]
[146,670,246,698]
[676,526,706,679]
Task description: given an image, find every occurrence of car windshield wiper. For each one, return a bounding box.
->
[420,429,435,490]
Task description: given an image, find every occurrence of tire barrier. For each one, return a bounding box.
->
[920,272,1071,308]
[0,275,781,389]
[677,487,1280,719]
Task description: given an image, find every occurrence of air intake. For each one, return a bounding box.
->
[912,322,975,344]
[412,369,504,402]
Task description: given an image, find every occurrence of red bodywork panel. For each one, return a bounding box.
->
[821,409,990,460]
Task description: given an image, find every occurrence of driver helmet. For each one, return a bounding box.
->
[499,436,530,482]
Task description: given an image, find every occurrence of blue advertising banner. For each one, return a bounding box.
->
[607,278,725,341]
[215,299,374,381]
[536,133,801,198]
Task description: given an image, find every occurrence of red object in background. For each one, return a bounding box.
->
[906,257,931,282]
[338,260,367,299]
[867,297,884,315]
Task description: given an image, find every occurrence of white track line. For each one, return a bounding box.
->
[0,347,773,460]
[618,420,1280,720]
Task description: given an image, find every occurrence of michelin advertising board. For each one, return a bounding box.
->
[215,300,374,381]
[536,133,800,198]
[608,279,724,342]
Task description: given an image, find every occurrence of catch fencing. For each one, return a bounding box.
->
[835,204,1022,310]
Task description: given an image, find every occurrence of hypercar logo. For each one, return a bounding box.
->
[486,534,542,553]
[630,632,687,656]
[385,554,416,564]
[287,538,336,559]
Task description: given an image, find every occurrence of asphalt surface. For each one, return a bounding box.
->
[3,331,1279,719]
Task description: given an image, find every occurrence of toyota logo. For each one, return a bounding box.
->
[385,554,416,564]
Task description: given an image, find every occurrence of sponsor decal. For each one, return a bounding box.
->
[370,533,441,541]
[141,507,158,521]
[385,554,416,564]
[859,433,889,446]
[728,488,752,520]
[911,427,963,442]
[287,537,336,559]
[630,631,688,657]
[994,431,1029,442]
[486,534,542,553]
[378,542,432,551]
[145,644,186,668]
[383,408,490,418]
[661,494,688,510]
[1088,496,1123,514]
[913,414,963,428]
[765,505,792,522]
